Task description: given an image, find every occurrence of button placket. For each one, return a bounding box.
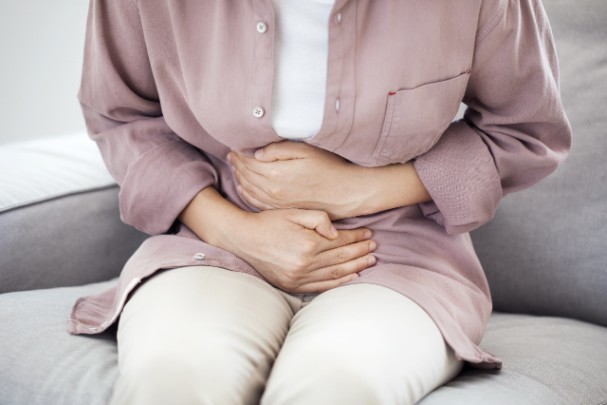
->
[311,4,355,151]
[334,13,343,116]
[252,6,277,140]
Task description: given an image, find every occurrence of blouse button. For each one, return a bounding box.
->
[335,98,341,112]
[336,13,342,24]
[252,106,265,118]
[256,22,268,33]
[194,252,206,261]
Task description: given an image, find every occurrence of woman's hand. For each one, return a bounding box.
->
[179,187,376,294]
[229,208,377,293]
[228,142,362,219]
[228,141,432,220]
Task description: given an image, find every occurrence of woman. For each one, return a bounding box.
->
[69,0,571,403]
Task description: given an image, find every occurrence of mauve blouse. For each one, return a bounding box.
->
[68,0,571,370]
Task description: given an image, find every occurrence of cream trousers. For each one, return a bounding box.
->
[110,266,462,405]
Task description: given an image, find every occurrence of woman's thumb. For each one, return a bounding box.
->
[290,210,338,240]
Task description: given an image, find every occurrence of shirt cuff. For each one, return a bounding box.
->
[413,120,502,235]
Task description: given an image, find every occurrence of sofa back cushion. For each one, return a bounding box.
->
[0,134,147,293]
[471,0,607,326]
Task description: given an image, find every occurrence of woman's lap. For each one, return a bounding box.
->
[111,266,462,405]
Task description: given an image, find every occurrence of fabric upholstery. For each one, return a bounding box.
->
[421,313,607,405]
[2,281,606,405]
[471,0,607,326]
[0,133,147,293]
[0,187,146,293]
[0,280,118,405]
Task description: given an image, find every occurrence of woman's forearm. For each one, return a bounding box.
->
[338,161,432,219]
[177,186,378,293]
[229,143,432,220]
[178,187,249,251]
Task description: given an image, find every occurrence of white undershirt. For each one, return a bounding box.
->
[271,0,335,140]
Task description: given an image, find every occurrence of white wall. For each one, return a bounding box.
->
[0,1,89,145]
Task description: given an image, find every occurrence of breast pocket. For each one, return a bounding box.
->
[372,70,470,164]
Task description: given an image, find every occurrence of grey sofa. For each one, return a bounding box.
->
[1,1,606,404]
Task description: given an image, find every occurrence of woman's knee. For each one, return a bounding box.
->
[112,342,264,405]
[112,351,203,404]
[262,347,393,404]
[262,338,461,405]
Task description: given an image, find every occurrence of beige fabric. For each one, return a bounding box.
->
[110,266,462,405]
[262,283,463,404]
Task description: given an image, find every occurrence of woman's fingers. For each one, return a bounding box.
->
[309,252,376,281]
[321,227,373,250]
[232,161,272,198]
[295,234,377,292]
[312,239,377,271]
[289,273,360,294]
[229,152,271,178]
[231,154,297,209]
[233,208,376,292]
[290,252,377,293]
[237,184,275,211]
[254,141,312,162]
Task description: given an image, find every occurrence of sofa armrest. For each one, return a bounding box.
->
[0,134,147,293]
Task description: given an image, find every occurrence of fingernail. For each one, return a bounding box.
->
[368,255,377,265]
[364,230,372,239]
[254,149,264,159]
[369,241,377,251]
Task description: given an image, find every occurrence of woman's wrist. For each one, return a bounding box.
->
[337,162,432,218]
[178,187,252,253]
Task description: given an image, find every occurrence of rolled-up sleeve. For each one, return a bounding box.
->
[78,0,218,235]
[413,0,571,235]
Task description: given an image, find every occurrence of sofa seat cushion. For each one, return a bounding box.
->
[1,281,607,405]
[420,313,607,405]
[0,280,119,405]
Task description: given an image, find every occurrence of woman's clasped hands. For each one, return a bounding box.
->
[227,208,377,293]
[223,142,377,293]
